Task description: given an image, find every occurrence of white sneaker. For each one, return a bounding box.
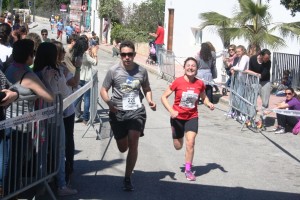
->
[274,128,285,134]
[57,186,78,196]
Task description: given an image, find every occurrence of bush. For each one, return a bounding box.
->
[110,22,149,43]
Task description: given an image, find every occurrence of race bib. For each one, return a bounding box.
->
[179,90,198,108]
[122,91,142,110]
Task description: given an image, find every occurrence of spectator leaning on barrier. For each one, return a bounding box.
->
[0,70,20,198]
[5,39,54,102]
[33,42,78,196]
[3,39,54,197]
[270,88,300,134]
[229,45,249,120]
[74,35,98,124]
[246,49,271,113]
[100,40,156,191]
[52,40,81,185]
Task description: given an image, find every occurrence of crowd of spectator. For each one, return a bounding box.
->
[0,12,99,198]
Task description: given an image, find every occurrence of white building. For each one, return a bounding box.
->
[164,0,300,81]
[90,0,101,35]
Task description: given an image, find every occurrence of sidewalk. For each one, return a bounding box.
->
[99,44,285,119]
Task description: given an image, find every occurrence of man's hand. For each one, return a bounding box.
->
[148,100,156,111]
[0,89,18,106]
[108,101,117,113]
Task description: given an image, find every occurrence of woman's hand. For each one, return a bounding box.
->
[170,110,178,118]
[207,102,215,110]
[0,89,18,106]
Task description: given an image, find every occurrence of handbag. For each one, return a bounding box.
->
[292,120,300,135]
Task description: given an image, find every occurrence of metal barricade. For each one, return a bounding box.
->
[272,52,300,88]
[0,94,63,200]
[229,71,260,130]
[62,70,103,139]
[158,49,175,82]
[83,70,104,139]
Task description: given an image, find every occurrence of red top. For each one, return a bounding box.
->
[155,26,164,45]
[170,76,205,120]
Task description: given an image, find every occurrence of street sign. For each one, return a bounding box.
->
[81,5,86,11]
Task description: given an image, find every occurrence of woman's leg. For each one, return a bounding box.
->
[205,85,213,103]
[184,131,196,165]
[63,114,75,184]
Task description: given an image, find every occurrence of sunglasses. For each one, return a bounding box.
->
[285,92,293,96]
[120,52,135,57]
[228,49,235,51]
[42,33,48,36]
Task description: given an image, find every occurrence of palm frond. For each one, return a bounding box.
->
[199,12,232,30]
[270,22,300,41]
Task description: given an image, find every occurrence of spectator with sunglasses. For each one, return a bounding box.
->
[100,40,156,191]
[223,44,238,88]
[41,29,50,42]
[271,88,300,134]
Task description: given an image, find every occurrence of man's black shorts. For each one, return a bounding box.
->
[109,106,146,140]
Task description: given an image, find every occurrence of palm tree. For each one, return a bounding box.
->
[199,0,300,50]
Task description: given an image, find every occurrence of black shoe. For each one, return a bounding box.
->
[123,177,134,191]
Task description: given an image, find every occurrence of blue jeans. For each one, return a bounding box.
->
[56,120,67,188]
[155,44,163,65]
[75,80,91,121]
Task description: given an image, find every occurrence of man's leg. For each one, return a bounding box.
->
[260,81,271,109]
[115,130,140,191]
[115,130,140,178]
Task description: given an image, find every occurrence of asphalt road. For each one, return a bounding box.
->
[29,17,300,200]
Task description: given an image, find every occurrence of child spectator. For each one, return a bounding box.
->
[275,70,293,96]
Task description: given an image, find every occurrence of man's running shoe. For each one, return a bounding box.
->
[123,177,134,191]
[185,170,196,181]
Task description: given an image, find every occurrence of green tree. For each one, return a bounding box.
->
[199,0,300,49]
[268,0,300,16]
[127,0,165,33]
[99,0,123,23]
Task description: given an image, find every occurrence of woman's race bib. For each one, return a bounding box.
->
[179,90,198,108]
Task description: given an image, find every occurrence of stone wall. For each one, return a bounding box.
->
[135,42,149,57]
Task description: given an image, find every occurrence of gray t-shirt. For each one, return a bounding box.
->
[102,62,150,111]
